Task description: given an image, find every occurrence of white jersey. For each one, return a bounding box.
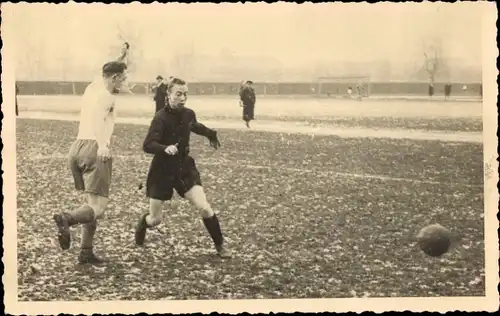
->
[77,77,116,148]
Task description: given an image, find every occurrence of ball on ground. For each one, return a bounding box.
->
[416,224,451,257]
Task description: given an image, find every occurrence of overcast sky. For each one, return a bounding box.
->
[6,2,485,80]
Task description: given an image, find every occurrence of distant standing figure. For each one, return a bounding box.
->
[444,83,452,101]
[428,83,434,99]
[15,83,19,116]
[347,86,353,99]
[153,75,167,114]
[356,83,364,101]
[239,80,256,128]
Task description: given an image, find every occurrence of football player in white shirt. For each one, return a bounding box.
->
[52,61,127,265]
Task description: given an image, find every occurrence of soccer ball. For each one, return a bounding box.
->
[416,224,451,257]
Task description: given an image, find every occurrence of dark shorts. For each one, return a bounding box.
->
[68,139,113,198]
[146,155,202,201]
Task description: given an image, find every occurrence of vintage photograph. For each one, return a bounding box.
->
[2,1,498,314]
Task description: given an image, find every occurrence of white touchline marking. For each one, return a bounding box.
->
[197,160,482,188]
[18,112,483,143]
[24,154,483,188]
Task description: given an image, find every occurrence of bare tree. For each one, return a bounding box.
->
[423,43,441,84]
[421,6,450,85]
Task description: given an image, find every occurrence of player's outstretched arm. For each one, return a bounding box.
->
[116,42,129,63]
[143,114,168,154]
[189,110,220,149]
[190,110,215,138]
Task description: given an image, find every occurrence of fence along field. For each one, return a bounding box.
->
[16,80,483,97]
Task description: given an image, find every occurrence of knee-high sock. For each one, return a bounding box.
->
[81,220,97,249]
[202,214,224,247]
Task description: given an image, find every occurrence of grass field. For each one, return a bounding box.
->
[16,112,485,301]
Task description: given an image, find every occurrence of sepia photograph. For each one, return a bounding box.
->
[2,1,498,314]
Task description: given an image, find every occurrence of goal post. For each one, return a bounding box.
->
[316,76,371,98]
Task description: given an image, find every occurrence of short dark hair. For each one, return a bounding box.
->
[246,80,253,84]
[156,75,163,80]
[124,42,130,49]
[102,61,127,77]
[167,77,187,91]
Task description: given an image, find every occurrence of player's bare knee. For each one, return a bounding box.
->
[195,198,214,218]
[89,204,106,219]
[199,207,214,218]
[148,198,164,226]
[185,186,214,218]
[87,194,109,219]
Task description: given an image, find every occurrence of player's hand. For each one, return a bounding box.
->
[165,143,179,155]
[97,146,111,161]
[122,43,130,53]
[209,134,221,150]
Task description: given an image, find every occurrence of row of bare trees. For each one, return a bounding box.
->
[422,40,447,85]
[15,15,452,84]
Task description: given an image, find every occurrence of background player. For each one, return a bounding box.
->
[135,77,232,258]
[52,61,128,265]
[239,80,256,128]
[152,75,168,114]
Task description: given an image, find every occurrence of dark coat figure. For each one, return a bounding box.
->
[153,81,168,113]
[428,83,434,97]
[444,84,452,100]
[15,84,19,116]
[239,81,256,127]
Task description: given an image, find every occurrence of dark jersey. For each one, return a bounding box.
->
[143,106,216,170]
